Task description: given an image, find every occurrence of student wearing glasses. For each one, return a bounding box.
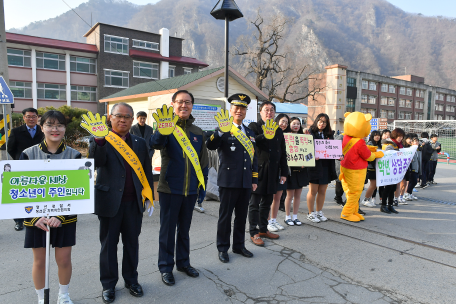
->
[7,108,44,232]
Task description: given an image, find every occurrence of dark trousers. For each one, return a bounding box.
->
[13,218,24,225]
[334,180,344,202]
[249,193,273,236]
[420,159,430,186]
[217,187,251,252]
[158,192,197,273]
[98,200,143,289]
[428,160,438,182]
[407,172,419,194]
[381,184,396,206]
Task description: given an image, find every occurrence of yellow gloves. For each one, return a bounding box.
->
[152,104,179,136]
[80,112,109,139]
[367,145,379,152]
[214,109,234,133]
[374,151,384,158]
[262,119,278,139]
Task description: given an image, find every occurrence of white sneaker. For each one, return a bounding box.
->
[411,194,418,200]
[403,193,412,201]
[267,223,279,232]
[370,197,377,206]
[194,205,205,213]
[363,199,375,208]
[307,212,321,223]
[399,199,408,205]
[57,293,74,304]
[317,211,328,222]
[362,198,370,207]
[273,221,285,230]
[284,218,294,226]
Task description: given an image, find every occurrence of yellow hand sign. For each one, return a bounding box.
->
[214,109,234,133]
[152,104,178,136]
[262,119,278,139]
[80,111,109,139]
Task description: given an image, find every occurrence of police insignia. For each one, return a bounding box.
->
[210,134,214,141]
[193,137,198,142]
[239,95,246,101]
[250,136,255,142]
[25,206,33,214]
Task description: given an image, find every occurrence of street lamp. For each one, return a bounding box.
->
[210,0,243,99]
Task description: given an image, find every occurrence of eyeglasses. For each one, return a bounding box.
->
[112,114,133,120]
[317,120,327,125]
[43,124,65,131]
[262,109,275,113]
[25,115,38,119]
[174,100,192,106]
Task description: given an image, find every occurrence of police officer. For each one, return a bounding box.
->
[207,94,258,263]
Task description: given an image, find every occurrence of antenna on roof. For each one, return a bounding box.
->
[91,13,92,27]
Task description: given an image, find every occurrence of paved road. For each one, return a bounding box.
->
[1,163,455,303]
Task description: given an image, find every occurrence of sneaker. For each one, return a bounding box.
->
[293,218,302,226]
[413,188,418,192]
[399,199,408,205]
[317,211,328,222]
[403,193,412,201]
[398,196,406,204]
[273,221,285,230]
[57,293,74,304]
[362,198,370,207]
[415,184,422,188]
[422,184,429,189]
[411,194,418,200]
[370,197,377,206]
[267,223,279,232]
[431,181,437,185]
[393,198,398,206]
[307,212,321,223]
[363,198,375,208]
[284,218,295,226]
[194,205,205,213]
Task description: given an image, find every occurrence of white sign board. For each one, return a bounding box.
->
[192,104,222,131]
[376,146,417,186]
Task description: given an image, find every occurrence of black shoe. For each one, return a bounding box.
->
[177,265,199,277]
[218,251,229,263]
[358,208,366,215]
[380,205,391,214]
[279,205,285,211]
[233,247,253,258]
[388,206,399,214]
[102,288,115,303]
[393,199,398,206]
[161,272,175,286]
[14,222,23,231]
[124,283,143,297]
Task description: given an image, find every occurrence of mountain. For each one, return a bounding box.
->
[8,0,456,91]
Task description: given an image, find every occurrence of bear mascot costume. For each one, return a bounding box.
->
[339,112,384,222]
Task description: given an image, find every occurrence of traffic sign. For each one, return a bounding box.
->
[0,76,14,104]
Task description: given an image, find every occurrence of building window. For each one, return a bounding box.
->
[405,112,412,119]
[104,35,129,55]
[169,66,175,78]
[447,115,455,120]
[368,96,376,104]
[415,113,423,120]
[104,69,129,88]
[347,78,356,87]
[399,99,405,107]
[132,39,159,51]
[369,82,376,91]
[440,94,444,101]
[7,48,31,67]
[362,80,368,89]
[346,98,355,112]
[380,109,387,118]
[388,98,395,106]
[133,61,159,79]
[367,108,376,117]
[380,97,387,105]
[70,56,96,74]
[435,104,444,111]
[406,88,412,96]
[183,68,192,75]
[37,83,66,100]
[399,111,404,119]
[400,87,405,95]
[381,84,388,92]
[361,94,368,103]
[10,81,32,99]
[436,114,443,120]
[420,90,424,98]
[71,86,96,102]
[405,100,412,108]
[388,110,395,119]
[446,105,455,112]
[389,85,395,93]
[451,96,455,103]
[415,101,424,109]
[36,52,65,71]
[416,90,420,97]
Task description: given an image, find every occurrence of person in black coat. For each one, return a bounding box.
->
[129,111,154,160]
[248,101,288,245]
[7,107,43,231]
[306,113,338,223]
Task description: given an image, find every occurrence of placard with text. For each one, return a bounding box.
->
[376,146,417,186]
[314,139,343,159]
[284,134,315,167]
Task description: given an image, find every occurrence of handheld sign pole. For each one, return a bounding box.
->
[44,215,50,304]
[3,104,8,160]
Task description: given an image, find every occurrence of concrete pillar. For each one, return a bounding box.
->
[159,28,169,80]
[324,64,347,132]
[65,52,71,106]
[355,72,362,112]
[31,48,37,109]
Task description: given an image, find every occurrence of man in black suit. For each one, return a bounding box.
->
[7,107,43,231]
[206,94,258,263]
[130,111,154,160]
[89,102,153,303]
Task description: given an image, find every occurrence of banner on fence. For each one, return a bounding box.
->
[283,134,315,167]
[314,139,343,159]
[376,146,417,186]
[0,159,94,220]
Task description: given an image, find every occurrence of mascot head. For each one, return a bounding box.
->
[343,112,372,138]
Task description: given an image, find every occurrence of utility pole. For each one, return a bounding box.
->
[0,0,12,160]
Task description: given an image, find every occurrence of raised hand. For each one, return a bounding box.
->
[214,109,234,133]
[152,104,179,135]
[262,119,279,139]
[80,111,109,139]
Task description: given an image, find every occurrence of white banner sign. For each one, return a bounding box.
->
[376,146,417,186]
[192,104,222,131]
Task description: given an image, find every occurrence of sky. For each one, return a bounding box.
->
[4,0,456,30]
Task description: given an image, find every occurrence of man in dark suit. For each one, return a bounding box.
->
[206,94,258,263]
[130,111,154,160]
[89,102,153,303]
[7,107,43,231]
[248,101,288,245]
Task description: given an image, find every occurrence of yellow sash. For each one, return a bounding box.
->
[342,137,361,155]
[105,132,154,207]
[172,126,205,191]
[231,124,254,163]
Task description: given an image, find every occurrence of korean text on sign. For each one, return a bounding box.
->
[375,146,417,186]
[283,134,315,167]
[314,139,343,159]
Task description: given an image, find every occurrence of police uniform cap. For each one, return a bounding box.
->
[228,93,251,108]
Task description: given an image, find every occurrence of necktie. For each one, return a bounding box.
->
[238,125,242,130]
[29,128,35,138]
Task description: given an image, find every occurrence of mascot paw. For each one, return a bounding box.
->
[354,213,365,221]
[374,151,384,158]
[367,145,378,152]
[340,214,361,222]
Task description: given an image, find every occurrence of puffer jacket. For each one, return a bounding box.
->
[382,138,399,151]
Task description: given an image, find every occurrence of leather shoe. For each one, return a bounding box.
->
[250,234,264,246]
[102,288,115,303]
[233,247,253,258]
[358,208,366,215]
[14,222,23,231]
[177,265,199,277]
[388,206,399,214]
[124,282,143,297]
[161,272,175,286]
[380,205,391,214]
[218,251,229,263]
[259,231,280,239]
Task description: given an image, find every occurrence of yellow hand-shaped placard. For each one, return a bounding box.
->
[262,119,278,139]
[80,111,109,138]
[152,104,179,135]
[214,109,234,133]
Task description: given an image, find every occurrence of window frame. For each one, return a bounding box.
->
[406,88,412,96]
[388,97,395,106]
[37,83,66,100]
[380,97,387,105]
[399,87,406,95]
[183,67,192,75]
[10,81,32,99]
[388,85,395,93]
[368,96,376,104]
[405,100,412,108]
[399,99,405,107]
[168,65,176,78]
[361,94,368,103]
[380,109,387,118]
[369,82,377,91]
[7,48,31,68]
[362,80,368,90]
[381,84,388,92]
[70,56,96,74]
[70,85,97,102]
[104,34,129,55]
[132,39,159,51]
[36,52,66,71]
[347,77,356,87]
[104,69,130,88]
[133,61,159,79]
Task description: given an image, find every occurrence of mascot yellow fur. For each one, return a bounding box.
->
[340,112,384,222]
